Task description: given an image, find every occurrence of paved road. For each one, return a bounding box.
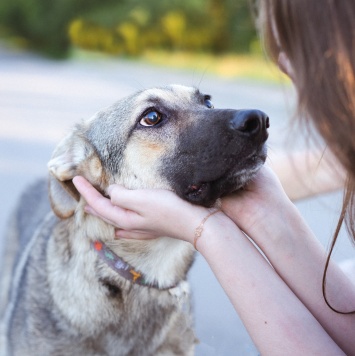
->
[0,46,353,355]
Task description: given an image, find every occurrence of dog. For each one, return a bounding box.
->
[0,84,269,355]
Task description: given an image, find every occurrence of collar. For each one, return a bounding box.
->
[91,240,177,290]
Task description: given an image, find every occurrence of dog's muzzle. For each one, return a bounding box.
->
[163,108,270,207]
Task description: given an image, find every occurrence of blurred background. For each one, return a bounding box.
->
[0,0,281,80]
[0,1,353,355]
[0,0,258,55]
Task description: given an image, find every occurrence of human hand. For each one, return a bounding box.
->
[221,165,295,241]
[72,176,219,243]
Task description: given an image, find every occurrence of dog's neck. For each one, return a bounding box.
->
[72,211,195,290]
[102,236,194,289]
[91,239,179,290]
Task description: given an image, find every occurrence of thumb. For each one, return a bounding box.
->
[73,176,103,202]
[107,184,145,212]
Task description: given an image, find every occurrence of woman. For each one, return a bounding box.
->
[73,1,355,354]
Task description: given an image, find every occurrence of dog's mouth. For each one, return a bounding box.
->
[183,151,267,207]
[186,182,210,200]
[184,175,245,206]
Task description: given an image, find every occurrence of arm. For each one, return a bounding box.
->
[73,175,350,355]
[268,149,346,201]
[196,217,344,355]
[222,166,355,355]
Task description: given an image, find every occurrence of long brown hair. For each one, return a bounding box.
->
[257,0,355,313]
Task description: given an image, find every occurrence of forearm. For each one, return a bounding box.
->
[246,201,355,355]
[197,218,344,355]
[268,149,346,201]
[73,174,354,353]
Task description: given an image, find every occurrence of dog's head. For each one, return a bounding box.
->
[48,85,268,218]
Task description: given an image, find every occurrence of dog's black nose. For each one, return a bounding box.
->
[229,109,269,140]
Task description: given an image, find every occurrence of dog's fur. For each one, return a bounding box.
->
[0,85,268,355]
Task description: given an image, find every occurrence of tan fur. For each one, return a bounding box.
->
[1,85,268,355]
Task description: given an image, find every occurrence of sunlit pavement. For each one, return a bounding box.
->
[0,45,353,355]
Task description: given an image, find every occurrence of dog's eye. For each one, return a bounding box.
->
[140,111,162,127]
[204,98,214,109]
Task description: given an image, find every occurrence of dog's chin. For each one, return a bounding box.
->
[183,158,266,207]
[183,175,249,207]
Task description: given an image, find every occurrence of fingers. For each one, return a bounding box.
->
[73,176,140,229]
[73,176,115,217]
[107,184,151,214]
[84,205,122,227]
[115,229,158,240]
[73,176,105,206]
[107,184,144,211]
[73,176,141,213]
[73,176,194,240]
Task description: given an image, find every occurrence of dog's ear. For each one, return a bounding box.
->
[47,131,103,219]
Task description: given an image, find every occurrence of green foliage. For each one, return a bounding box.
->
[0,0,258,58]
[0,0,120,57]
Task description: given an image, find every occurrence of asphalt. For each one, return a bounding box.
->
[0,46,353,355]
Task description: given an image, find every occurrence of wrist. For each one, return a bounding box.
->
[248,200,312,260]
[193,212,243,255]
[223,190,300,244]
[193,209,221,250]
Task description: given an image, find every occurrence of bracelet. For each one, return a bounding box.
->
[193,209,220,251]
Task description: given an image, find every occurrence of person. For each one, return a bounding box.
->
[73,0,355,354]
